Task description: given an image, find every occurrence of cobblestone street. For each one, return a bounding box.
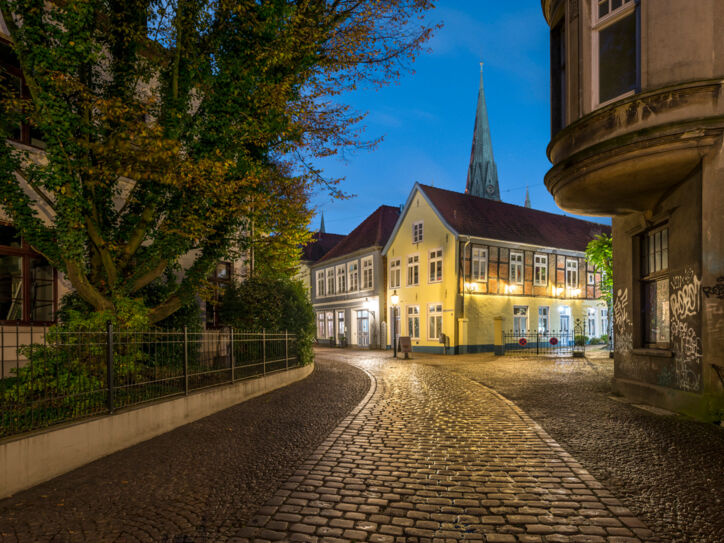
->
[241,350,657,543]
[2,348,723,542]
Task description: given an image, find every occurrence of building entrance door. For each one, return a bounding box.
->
[356,310,369,347]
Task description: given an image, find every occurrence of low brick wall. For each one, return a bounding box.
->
[0,363,313,499]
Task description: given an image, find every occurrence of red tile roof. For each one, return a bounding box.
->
[419,184,610,252]
[318,205,401,263]
[301,232,346,262]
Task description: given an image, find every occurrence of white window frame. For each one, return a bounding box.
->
[316,270,325,297]
[326,311,334,339]
[513,305,528,335]
[471,247,487,281]
[337,310,345,337]
[592,0,637,108]
[326,267,335,295]
[317,312,326,338]
[534,254,548,286]
[588,307,597,337]
[361,256,374,290]
[389,258,401,289]
[428,248,443,283]
[407,254,419,286]
[348,261,359,292]
[510,251,524,285]
[566,259,578,289]
[538,306,549,333]
[336,264,346,293]
[407,305,420,339]
[427,303,443,341]
[412,221,423,244]
[587,271,595,285]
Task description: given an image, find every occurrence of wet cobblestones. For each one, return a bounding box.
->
[0,358,370,542]
[242,350,657,542]
[431,352,724,543]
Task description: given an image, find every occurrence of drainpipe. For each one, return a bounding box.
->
[461,236,471,319]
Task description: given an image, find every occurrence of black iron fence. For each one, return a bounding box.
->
[502,329,575,356]
[0,324,299,439]
[503,319,589,356]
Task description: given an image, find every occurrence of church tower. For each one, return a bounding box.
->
[465,64,500,201]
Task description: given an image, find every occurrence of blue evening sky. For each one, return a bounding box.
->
[310,1,611,235]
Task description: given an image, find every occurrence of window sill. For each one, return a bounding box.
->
[631,348,674,358]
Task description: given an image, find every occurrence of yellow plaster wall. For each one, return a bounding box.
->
[385,189,459,350]
[464,294,606,346]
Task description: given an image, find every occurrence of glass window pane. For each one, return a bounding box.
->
[599,12,637,102]
[30,258,54,321]
[599,1,609,18]
[643,279,670,344]
[0,254,23,320]
[0,224,21,247]
[612,0,622,10]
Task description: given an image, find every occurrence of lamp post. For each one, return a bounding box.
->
[391,290,399,358]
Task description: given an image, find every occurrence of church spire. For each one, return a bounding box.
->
[524,186,531,208]
[465,63,500,201]
[319,212,326,234]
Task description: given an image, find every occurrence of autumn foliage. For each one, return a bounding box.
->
[0,0,437,322]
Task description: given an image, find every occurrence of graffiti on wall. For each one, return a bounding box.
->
[702,276,724,299]
[670,268,702,392]
[613,288,632,353]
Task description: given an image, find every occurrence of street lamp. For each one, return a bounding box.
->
[391,290,399,358]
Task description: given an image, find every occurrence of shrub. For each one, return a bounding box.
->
[218,277,315,365]
[574,335,589,346]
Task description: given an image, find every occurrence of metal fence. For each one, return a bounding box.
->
[0,324,299,439]
[502,319,588,356]
[502,329,576,356]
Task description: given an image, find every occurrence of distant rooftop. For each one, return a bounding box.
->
[318,205,401,263]
[301,231,346,262]
[420,184,610,252]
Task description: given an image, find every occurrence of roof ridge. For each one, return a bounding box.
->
[418,183,607,228]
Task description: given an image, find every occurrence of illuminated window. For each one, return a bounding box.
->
[534,254,548,286]
[566,259,578,289]
[510,252,523,284]
[513,306,528,335]
[472,247,487,281]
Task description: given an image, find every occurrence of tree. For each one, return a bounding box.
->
[0,0,438,323]
[586,233,613,340]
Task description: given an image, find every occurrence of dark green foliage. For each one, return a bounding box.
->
[574,335,589,346]
[218,277,315,365]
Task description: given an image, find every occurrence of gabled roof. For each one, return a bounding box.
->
[301,231,345,262]
[418,184,610,252]
[318,205,400,263]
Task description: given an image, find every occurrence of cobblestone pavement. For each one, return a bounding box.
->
[241,349,656,543]
[0,358,370,542]
[428,351,724,543]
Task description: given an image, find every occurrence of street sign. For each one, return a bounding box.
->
[518,338,527,346]
[550,337,558,345]
[399,336,412,353]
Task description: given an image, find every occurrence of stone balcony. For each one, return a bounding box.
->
[545,79,724,216]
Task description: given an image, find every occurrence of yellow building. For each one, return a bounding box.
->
[382,183,610,354]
